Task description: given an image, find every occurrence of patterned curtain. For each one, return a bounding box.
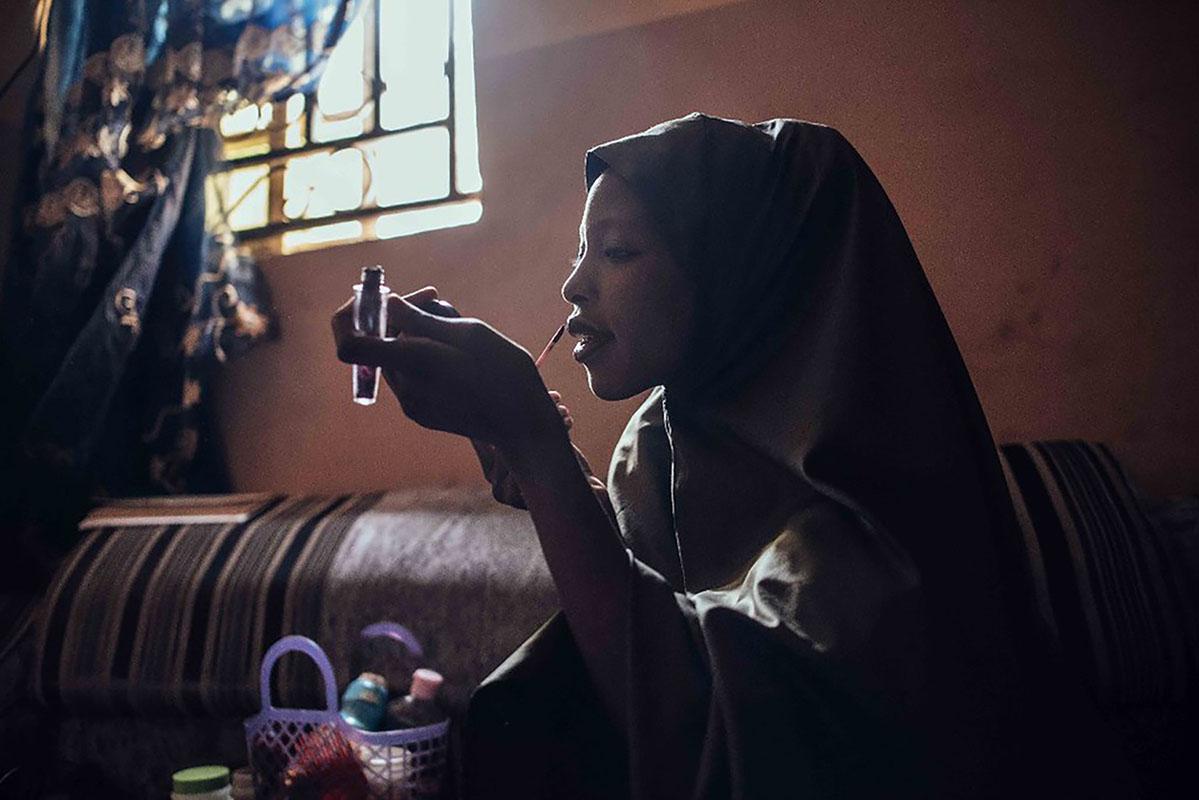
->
[0,0,362,566]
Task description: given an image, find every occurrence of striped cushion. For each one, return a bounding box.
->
[32,494,372,714]
[998,441,1197,707]
[30,489,557,717]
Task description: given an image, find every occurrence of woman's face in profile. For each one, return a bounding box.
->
[562,171,699,401]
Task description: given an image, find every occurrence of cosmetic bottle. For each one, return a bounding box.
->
[340,671,389,731]
[352,266,388,404]
[384,669,447,798]
[384,668,445,730]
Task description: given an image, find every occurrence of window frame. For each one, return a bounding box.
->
[210,0,481,258]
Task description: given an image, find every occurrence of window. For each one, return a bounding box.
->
[207,0,481,257]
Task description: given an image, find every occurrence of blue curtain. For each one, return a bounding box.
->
[0,0,363,565]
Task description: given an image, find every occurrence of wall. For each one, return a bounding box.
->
[3,1,1196,497]
[215,0,1197,497]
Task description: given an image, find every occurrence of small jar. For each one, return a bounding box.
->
[171,765,232,800]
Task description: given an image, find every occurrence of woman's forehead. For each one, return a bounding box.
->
[585,169,648,212]
[579,216,642,240]
[582,187,647,232]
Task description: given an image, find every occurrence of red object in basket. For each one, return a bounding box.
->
[283,727,371,800]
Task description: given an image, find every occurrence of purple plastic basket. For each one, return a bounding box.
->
[245,623,450,799]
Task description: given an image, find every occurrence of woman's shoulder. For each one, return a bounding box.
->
[693,495,923,651]
[776,497,921,588]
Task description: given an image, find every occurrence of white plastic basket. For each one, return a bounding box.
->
[245,623,450,799]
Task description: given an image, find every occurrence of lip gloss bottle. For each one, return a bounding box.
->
[352,265,388,405]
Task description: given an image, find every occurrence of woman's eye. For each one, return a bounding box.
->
[603,247,637,262]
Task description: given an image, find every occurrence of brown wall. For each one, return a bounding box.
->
[4,1,1197,497]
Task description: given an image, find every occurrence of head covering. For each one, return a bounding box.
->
[595,111,1032,701]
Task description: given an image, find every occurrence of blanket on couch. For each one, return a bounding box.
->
[31,488,557,717]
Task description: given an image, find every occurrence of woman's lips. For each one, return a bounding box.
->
[573,334,614,363]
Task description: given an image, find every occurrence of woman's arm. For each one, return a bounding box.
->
[333,293,633,726]
[501,417,633,729]
[470,399,610,510]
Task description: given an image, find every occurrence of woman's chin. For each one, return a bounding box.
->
[584,367,642,401]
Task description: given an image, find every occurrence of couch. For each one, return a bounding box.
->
[2,440,1195,798]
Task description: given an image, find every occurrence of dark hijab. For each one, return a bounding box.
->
[466,113,1135,799]
[597,111,1026,678]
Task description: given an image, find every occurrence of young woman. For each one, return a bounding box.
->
[333,113,1133,799]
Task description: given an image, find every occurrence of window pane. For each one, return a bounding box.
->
[207,164,270,232]
[283,148,366,220]
[313,5,373,143]
[281,220,364,255]
[379,0,451,130]
[452,0,482,192]
[285,94,307,149]
[381,73,449,131]
[366,127,450,208]
[222,134,271,160]
[220,102,272,138]
[375,198,481,239]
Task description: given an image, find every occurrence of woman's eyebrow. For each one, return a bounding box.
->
[583,217,640,238]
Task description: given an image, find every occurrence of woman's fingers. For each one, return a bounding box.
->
[336,330,462,371]
[334,289,468,370]
[333,286,438,344]
[547,389,572,429]
[556,402,572,429]
[388,291,459,336]
[387,294,475,345]
[403,286,438,307]
[331,298,357,351]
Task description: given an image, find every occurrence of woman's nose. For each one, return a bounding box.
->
[561,259,589,305]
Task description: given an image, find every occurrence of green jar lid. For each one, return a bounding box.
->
[172,765,230,794]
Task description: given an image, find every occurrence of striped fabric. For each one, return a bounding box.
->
[29,489,559,719]
[998,441,1197,707]
[33,494,377,715]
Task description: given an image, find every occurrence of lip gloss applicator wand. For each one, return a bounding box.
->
[534,322,567,368]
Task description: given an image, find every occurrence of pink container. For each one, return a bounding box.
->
[245,623,450,799]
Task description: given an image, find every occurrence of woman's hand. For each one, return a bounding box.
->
[332,289,559,448]
[473,391,607,509]
[336,292,631,730]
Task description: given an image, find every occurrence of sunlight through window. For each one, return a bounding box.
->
[368,128,450,207]
[281,220,365,254]
[210,0,481,257]
[207,164,270,232]
[375,198,482,240]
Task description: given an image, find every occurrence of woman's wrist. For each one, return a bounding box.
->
[498,410,575,485]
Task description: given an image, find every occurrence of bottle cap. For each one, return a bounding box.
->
[360,265,384,285]
[358,671,387,690]
[410,668,443,700]
[172,765,231,794]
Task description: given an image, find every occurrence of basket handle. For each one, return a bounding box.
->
[258,635,339,713]
[360,621,424,657]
